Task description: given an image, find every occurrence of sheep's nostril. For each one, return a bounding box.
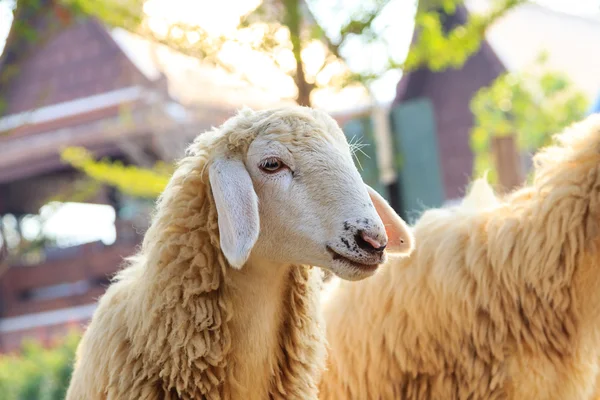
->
[361,232,383,249]
[356,230,387,253]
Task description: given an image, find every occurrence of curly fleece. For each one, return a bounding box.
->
[319,115,600,400]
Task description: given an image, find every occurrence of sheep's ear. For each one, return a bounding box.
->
[365,185,414,256]
[209,157,260,269]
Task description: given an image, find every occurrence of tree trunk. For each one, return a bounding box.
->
[492,135,523,193]
[284,0,314,107]
[295,59,312,106]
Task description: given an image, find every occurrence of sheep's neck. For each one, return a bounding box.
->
[226,259,293,400]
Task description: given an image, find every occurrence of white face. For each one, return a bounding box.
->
[209,109,413,281]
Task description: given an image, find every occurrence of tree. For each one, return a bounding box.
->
[60,147,171,199]
[469,52,589,192]
[0,0,526,209]
[17,0,522,107]
[35,0,521,191]
[404,0,524,72]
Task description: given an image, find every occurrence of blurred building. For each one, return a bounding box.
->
[393,6,504,201]
[0,2,288,352]
[393,1,600,203]
[387,4,508,213]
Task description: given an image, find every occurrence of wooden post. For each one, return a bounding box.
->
[491,135,523,193]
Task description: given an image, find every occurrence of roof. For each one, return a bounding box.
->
[0,0,55,77]
[0,4,294,125]
[465,0,600,101]
[1,18,151,116]
[394,5,505,104]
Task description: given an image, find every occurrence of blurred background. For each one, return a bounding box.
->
[0,0,599,397]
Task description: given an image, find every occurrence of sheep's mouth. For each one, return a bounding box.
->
[326,246,381,271]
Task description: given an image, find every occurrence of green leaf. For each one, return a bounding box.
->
[469,52,589,181]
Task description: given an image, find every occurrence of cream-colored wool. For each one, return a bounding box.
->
[65,106,413,400]
[319,114,600,400]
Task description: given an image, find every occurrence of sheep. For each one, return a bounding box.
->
[319,114,600,400]
[65,106,414,400]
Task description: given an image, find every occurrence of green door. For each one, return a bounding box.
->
[342,116,387,199]
[390,98,444,222]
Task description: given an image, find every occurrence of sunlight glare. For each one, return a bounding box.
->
[143,0,261,37]
[41,203,117,247]
[238,24,269,46]
[316,59,345,87]
[186,31,201,44]
[301,41,327,77]
[20,215,42,241]
[146,17,169,38]
[274,26,290,44]
[274,48,297,74]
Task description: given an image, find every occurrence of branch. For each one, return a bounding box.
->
[61,147,170,199]
[338,0,392,38]
[60,0,143,30]
[402,0,526,72]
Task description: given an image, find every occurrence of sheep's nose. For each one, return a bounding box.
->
[356,230,387,254]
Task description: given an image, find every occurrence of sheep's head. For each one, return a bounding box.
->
[206,106,413,280]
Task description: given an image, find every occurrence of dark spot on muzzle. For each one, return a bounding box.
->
[341,237,351,250]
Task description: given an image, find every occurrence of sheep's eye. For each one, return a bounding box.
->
[259,157,284,173]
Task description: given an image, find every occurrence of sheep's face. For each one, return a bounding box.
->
[209,108,414,281]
